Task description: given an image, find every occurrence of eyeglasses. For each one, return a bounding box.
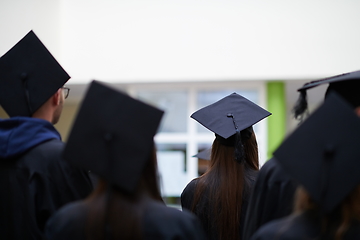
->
[62,87,70,99]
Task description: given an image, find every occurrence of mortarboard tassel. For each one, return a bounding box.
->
[234,129,244,164]
[227,114,245,164]
[293,89,308,121]
[21,72,33,116]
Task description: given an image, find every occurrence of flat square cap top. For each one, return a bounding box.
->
[297,70,360,92]
[191,93,271,139]
[274,92,360,213]
[63,81,164,194]
[0,30,70,117]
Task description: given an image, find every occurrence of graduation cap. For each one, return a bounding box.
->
[293,70,360,120]
[191,92,271,163]
[0,30,70,117]
[63,80,164,194]
[193,148,211,161]
[274,92,360,213]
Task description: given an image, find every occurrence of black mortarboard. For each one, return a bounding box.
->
[193,148,211,161]
[63,80,164,194]
[274,92,360,213]
[0,30,70,117]
[293,70,360,120]
[191,92,271,163]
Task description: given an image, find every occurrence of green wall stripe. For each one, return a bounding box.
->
[266,81,286,159]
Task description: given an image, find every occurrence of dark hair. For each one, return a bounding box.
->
[85,145,163,240]
[294,185,360,240]
[191,131,259,240]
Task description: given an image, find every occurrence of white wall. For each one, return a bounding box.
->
[59,0,360,83]
[0,0,62,59]
[1,0,360,84]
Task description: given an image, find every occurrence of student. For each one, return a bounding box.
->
[250,93,360,240]
[242,70,360,240]
[0,30,93,239]
[181,93,271,240]
[45,81,207,240]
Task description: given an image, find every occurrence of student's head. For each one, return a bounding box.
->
[0,30,70,120]
[211,126,259,170]
[191,92,270,165]
[293,70,360,120]
[63,80,164,196]
[324,79,360,117]
[324,79,360,108]
[31,86,70,124]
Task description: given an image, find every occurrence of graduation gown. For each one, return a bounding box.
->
[0,117,93,239]
[250,210,360,240]
[181,169,256,240]
[45,199,207,240]
[242,158,298,240]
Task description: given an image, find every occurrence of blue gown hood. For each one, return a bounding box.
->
[0,117,61,159]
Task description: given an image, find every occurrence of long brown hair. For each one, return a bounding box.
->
[85,145,163,240]
[294,185,360,240]
[191,131,259,240]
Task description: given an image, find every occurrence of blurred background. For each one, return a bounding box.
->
[1,0,359,206]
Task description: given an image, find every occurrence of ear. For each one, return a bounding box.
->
[52,89,62,106]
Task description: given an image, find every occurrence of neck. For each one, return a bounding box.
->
[32,111,53,124]
[31,99,57,124]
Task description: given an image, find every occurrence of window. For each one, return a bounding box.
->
[137,90,188,133]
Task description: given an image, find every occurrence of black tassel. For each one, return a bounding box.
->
[292,90,308,121]
[21,73,33,116]
[227,113,246,164]
[234,130,244,164]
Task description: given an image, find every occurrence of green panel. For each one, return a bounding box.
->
[266,82,286,159]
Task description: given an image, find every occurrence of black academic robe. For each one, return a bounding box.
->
[250,210,360,240]
[45,199,207,240]
[181,169,256,240]
[242,158,298,240]
[0,139,93,240]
